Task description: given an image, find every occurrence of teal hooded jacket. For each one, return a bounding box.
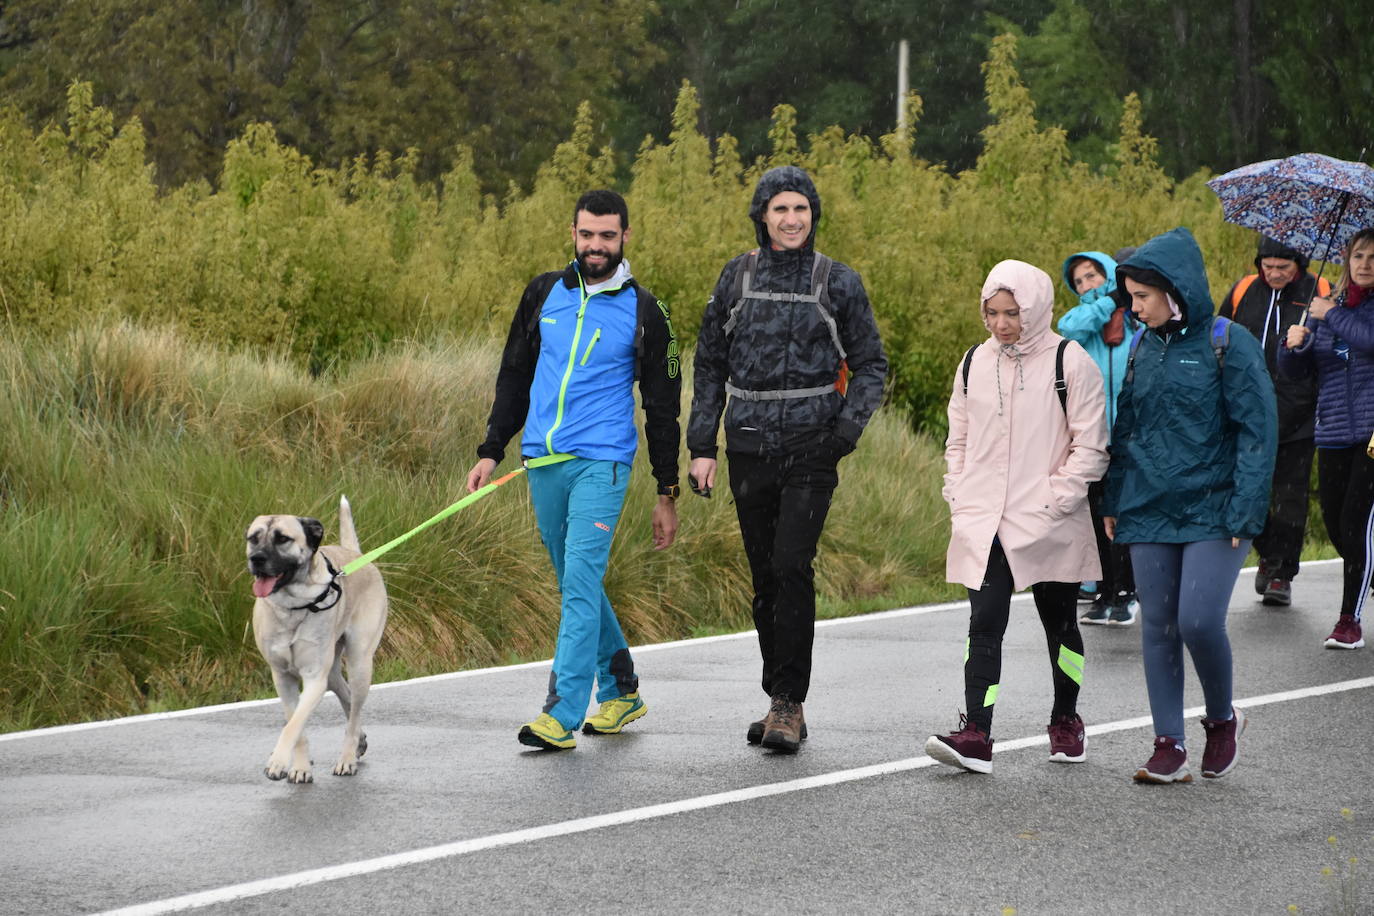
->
[1101,227,1277,544]
[1057,251,1131,439]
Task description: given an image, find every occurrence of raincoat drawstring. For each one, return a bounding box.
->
[995,343,1026,416]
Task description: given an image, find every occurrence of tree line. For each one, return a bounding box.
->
[0,36,1259,437]
[0,1,1366,193]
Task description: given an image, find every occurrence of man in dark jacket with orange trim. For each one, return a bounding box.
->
[1219,236,1329,607]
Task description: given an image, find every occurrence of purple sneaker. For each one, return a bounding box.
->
[1324,614,1365,649]
[1047,713,1086,763]
[1201,707,1247,778]
[925,714,993,774]
[1134,736,1191,784]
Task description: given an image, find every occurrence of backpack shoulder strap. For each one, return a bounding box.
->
[1054,338,1070,416]
[1123,327,1148,386]
[1211,315,1232,371]
[1229,274,1258,315]
[961,345,978,397]
[722,250,759,339]
[809,252,845,360]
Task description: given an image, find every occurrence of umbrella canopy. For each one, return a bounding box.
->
[1207,152,1374,265]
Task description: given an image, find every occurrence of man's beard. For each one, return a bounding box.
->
[576,247,624,282]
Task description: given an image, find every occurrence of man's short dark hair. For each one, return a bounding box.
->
[574,189,629,231]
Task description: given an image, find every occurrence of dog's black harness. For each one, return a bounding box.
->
[289,556,344,613]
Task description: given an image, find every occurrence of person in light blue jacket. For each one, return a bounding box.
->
[1057,251,1137,625]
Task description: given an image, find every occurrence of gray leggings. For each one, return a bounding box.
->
[1128,539,1251,742]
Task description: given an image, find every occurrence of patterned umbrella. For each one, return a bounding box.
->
[1207,152,1374,265]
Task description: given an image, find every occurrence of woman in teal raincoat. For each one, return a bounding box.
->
[1101,227,1277,785]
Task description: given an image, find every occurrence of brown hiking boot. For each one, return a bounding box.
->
[760,695,805,753]
[747,709,808,745]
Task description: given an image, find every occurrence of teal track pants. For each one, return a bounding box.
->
[528,457,637,730]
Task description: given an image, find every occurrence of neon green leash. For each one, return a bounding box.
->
[340,453,573,575]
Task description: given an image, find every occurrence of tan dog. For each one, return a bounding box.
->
[245,496,387,783]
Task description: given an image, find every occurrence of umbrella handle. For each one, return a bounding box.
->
[1299,188,1356,325]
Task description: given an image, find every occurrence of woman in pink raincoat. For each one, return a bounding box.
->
[926,259,1109,774]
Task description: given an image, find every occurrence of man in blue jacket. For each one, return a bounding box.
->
[1058,250,1138,625]
[467,189,681,751]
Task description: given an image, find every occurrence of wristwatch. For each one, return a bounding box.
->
[657,484,680,500]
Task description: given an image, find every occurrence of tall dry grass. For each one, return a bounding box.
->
[0,322,954,731]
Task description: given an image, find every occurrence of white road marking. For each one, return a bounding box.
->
[93,674,1374,916]
[0,558,1344,744]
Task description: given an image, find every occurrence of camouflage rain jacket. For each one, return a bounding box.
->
[688,166,887,458]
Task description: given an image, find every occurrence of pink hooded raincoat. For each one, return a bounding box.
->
[944,260,1110,591]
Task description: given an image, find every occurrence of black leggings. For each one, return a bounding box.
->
[1088,480,1134,597]
[964,539,1084,734]
[1317,444,1374,621]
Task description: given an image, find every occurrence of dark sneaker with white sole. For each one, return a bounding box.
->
[1047,713,1086,763]
[1324,614,1364,649]
[925,714,993,773]
[1201,707,1246,778]
[1107,595,1139,626]
[1134,736,1191,784]
[1080,597,1111,625]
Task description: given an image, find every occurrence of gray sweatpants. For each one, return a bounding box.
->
[1129,539,1251,742]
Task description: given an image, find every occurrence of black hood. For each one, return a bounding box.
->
[748,165,822,249]
[1255,236,1310,273]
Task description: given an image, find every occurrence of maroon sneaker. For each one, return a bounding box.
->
[1047,713,1086,763]
[1133,736,1191,784]
[925,714,993,774]
[1324,614,1365,649]
[1201,707,1247,778]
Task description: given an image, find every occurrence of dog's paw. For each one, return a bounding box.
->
[356,732,367,759]
[288,766,314,784]
[264,763,288,781]
[332,757,358,777]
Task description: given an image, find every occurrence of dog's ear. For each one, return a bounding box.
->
[298,517,325,552]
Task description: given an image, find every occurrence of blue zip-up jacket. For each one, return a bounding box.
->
[1101,227,1277,543]
[1057,251,1131,439]
[478,260,680,488]
[1277,287,1374,447]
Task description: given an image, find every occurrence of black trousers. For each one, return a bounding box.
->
[964,539,1083,734]
[1087,480,1134,598]
[728,448,840,704]
[1254,437,1316,580]
[1316,444,1374,620]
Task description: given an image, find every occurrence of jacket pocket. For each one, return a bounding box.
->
[579,328,602,366]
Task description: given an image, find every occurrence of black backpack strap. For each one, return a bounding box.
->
[1123,327,1148,386]
[1054,339,1069,415]
[722,250,759,339]
[810,253,844,359]
[961,345,978,397]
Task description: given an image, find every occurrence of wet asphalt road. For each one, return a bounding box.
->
[2,559,1370,916]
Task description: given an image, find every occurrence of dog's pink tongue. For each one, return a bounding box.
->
[252,575,281,598]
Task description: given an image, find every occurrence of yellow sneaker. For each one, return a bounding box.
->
[581,692,647,735]
[518,713,576,750]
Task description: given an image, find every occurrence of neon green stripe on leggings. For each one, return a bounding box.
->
[1057,645,1085,686]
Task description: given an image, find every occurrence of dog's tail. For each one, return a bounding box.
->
[338,495,361,554]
